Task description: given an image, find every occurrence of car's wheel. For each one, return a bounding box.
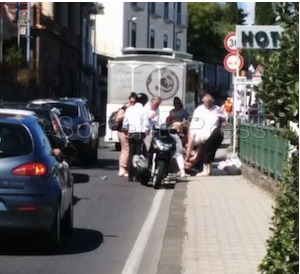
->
[81,146,92,166]
[154,160,165,189]
[61,200,73,235]
[48,206,61,251]
[91,147,98,163]
[140,169,151,186]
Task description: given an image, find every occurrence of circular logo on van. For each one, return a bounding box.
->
[146,68,179,100]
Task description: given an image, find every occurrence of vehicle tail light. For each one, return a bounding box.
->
[12,163,47,176]
[17,206,37,211]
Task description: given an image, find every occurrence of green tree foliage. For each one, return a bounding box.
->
[224,3,248,25]
[255,3,299,128]
[255,3,277,25]
[188,3,224,62]
[256,3,299,273]
[4,46,24,69]
[187,3,247,63]
[224,3,239,24]
[237,8,247,25]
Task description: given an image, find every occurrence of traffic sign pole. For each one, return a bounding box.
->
[232,44,240,153]
[224,32,245,153]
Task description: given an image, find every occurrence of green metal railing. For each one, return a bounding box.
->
[238,124,289,180]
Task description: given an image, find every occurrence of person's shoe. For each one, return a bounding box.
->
[123,172,129,177]
[195,171,210,176]
[118,168,127,176]
[180,169,187,177]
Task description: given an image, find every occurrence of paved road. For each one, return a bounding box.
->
[0,142,174,274]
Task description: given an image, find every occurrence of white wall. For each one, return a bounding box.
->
[95,2,188,58]
[95,2,124,57]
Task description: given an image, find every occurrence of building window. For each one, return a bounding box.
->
[150,3,155,14]
[131,22,137,47]
[177,2,182,13]
[176,38,181,51]
[150,29,155,48]
[163,34,168,48]
[177,3,182,24]
[164,2,169,19]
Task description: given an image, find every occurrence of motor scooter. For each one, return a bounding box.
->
[134,125,177,189]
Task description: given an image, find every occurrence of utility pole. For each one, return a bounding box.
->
[16,2,21,49]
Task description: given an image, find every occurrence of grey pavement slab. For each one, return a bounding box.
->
[182,175,274,274]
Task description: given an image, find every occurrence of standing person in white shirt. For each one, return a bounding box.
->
[185,94,225,176]
[122,93,150,182]
[144,96,162,128]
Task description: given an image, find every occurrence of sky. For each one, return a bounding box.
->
[238,2,255,25]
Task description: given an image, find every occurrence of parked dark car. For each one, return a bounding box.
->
[30,98,99,165]
[0,109,74,249]
[0,102,70,150]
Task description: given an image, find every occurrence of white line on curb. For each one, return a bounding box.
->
[122,189,166,274]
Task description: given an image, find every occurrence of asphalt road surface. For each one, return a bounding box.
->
[0,141,175,274]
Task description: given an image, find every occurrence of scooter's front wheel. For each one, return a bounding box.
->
[154,160,165,189]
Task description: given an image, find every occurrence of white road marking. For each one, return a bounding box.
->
[122,189,166,274]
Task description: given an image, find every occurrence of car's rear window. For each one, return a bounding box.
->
[47,103,79,118]
[0,123,32,157]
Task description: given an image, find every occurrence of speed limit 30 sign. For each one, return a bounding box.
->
[224,33,238,52]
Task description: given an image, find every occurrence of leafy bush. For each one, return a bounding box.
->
[255,3,299,273]
[259,152,299,273]
[4,46,24,69]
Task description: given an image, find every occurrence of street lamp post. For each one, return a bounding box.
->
[127,17,136,47]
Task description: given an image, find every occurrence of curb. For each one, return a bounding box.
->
[241,164,281,198]
[157,181,187,274]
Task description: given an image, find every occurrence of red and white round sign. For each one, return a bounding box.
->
[223,53,244,73]
[224,33,237,52]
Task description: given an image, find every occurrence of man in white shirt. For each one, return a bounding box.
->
[122,93,150,182]
[144,96,162,128]
[185,93,225,176]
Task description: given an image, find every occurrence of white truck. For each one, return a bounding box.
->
[104,48,204,147]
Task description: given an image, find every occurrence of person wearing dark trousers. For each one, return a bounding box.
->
[122,93,149,182]
[127,132,146,181]
[185,93,226,176]
[200,127,224,174]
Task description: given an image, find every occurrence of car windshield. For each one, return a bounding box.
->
[47,103,79,118]
[0,123,32,157]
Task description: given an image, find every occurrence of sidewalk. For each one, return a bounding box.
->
[157,136,275,274]
[182,175,274,274]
